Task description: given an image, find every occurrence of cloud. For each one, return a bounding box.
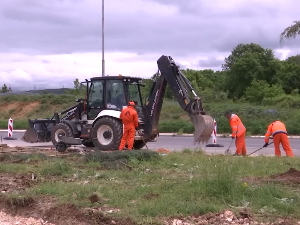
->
[197,57,224,69]
[0,0,300,90]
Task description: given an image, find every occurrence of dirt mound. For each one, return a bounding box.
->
[43,204,135,225]
[268,168,300,184]
[0,173,34,193]
[165,209,297,225]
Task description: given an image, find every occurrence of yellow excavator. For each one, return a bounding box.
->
[23,55,215,152]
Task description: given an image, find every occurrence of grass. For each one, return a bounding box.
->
[1,93,300,135]
[1,150,300,224]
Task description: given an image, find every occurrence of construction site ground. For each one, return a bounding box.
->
[0,146,300,224]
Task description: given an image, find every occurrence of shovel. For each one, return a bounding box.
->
[136,129,149,150]
[225,138,234,155]
[247,142,273,156]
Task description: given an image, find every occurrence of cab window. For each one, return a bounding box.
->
[106,80,125,110]
[88,81,104,108]
[128,82,142,107]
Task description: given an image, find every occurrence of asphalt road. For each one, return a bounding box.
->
[0,131,299,157]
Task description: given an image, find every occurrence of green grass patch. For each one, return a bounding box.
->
[1,94,300,135]
[1,151,300,224]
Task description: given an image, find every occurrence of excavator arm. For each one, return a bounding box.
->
[142,55,214,144]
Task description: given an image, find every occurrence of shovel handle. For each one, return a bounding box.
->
[247,142,274,156]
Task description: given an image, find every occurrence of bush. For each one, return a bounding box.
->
[244,79,285,103]
[263,94,300,109]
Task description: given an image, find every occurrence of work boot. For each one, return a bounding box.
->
[233,153,242,156]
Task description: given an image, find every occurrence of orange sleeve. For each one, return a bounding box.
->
[264,123,273,143]
[230,119,238,137]
[133,111,139,127]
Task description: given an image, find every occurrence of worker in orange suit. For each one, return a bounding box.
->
[263,120,293,157]
[225,111,247,156]
[118,101,139,150]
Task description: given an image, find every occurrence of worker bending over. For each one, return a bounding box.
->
[225,111,247,156]
[263,120,293,157]
[119,101,139,150]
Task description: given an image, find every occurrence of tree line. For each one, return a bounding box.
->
[138,42,300,106]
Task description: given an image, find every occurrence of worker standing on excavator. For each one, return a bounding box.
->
[225,111,247,156]
[263,120,294,157]
[119,101,139,150]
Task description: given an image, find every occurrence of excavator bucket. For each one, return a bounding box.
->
[190,114,215,145]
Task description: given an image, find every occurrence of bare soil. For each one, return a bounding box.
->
[165,209,299,225]
[0,101,40,119]
[244,168,300,185]
[0,172,33,193]
[0,173,136,224]
[268,168,300,184]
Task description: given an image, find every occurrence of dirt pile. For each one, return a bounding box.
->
[156,148,170,153]
[268,168,300,184]
[165,209,297,225]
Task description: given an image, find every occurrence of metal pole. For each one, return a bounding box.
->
[102,0,105,77]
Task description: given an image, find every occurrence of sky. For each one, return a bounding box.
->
[0,0,299,91]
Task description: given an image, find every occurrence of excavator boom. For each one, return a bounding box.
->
[142,55,214,144]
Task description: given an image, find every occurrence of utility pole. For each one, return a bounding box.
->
[102,0,105,77]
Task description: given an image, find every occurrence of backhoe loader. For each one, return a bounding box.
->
[23,55,215,152]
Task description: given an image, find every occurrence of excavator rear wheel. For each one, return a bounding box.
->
[91,117,123,151]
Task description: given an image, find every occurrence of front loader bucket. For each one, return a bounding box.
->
[190,114,215,144]
[23,127,39,143]
[23,119,54,143]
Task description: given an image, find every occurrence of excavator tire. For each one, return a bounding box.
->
[91,117,123,151]
[51,123,74,147]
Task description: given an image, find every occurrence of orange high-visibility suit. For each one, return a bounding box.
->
[264,120,293,157]
[230,114,247,155]
[118,102,139,150]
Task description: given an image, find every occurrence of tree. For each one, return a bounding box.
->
[73,78,80,90]
[273,60,300,94]
[286,54,300,65]
[222,43,280,99]
[280,20,300,45]
[1,84,8,93]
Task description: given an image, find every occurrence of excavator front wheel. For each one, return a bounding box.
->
[91,117,123,151]
[51,123,74,147]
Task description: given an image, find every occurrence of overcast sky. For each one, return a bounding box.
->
[0,0,299,90]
